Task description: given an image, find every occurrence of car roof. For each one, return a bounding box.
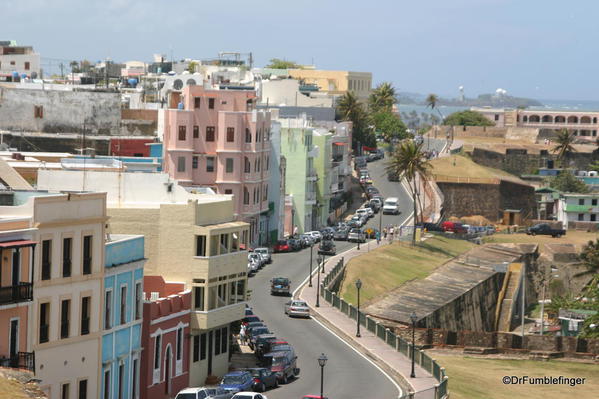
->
[263,350,288,357]
[225,370,250,376]
[178,387,208,393]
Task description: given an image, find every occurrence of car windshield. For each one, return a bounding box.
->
[222,375,245,384]
[272,356,286,367]
[384,200,397,206]
[253,327,269,334]
[292,301,307,307]
[273,278,289,285]
[175,394,197,399]
[276,240,287,245]
[255,249,267,253]
[350,229,361,233]
[232,396,254,399]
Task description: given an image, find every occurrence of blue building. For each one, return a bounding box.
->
[102,235,145,399]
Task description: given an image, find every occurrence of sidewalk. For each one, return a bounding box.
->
[298,242,439,398]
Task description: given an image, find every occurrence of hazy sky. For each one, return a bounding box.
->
[4,0,597,100]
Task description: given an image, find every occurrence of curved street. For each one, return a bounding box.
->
[247,139,446,398]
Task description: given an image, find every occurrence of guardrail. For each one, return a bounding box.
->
[321,258,449,399]
[432,174,499,184]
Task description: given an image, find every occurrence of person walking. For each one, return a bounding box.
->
[240,323,247,345]
[383,227,387,239]
[376,230,381,245]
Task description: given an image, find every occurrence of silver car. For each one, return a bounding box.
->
[254,248,272,264]
[175,387,233,399]
[284,300,310,318]
[248,253,264,268]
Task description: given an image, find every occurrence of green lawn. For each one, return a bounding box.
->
[339,235,475,305]
[433,353,599,399]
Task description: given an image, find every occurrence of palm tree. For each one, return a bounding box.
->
[337,91,362,121]
[551,129,577,167]
[426,93,447,140]
[369,82,397,112]
[385,140,432,244]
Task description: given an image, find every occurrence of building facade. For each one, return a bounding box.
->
[0,41,41,79]
[161,85,270,244]
[556,193,599,229]
[141,276,191,399]
[287,69,372,101]
[101,235,145,399]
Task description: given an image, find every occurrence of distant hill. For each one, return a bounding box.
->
[397,92,543,108]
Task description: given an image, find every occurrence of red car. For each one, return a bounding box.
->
[273,240,291,253]
[441,221,468,234]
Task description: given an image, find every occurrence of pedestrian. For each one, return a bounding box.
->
[376,230,381,245]
[383,227,387,239]
[240,323,247,345]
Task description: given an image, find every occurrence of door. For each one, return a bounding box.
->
[207,331,213,375]
[12,248,20,286]
[9,319,19,366]
[164,346,171,395]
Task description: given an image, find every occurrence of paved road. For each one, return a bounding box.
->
[246,140,447,398]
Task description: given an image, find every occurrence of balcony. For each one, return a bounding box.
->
[191,302,245,330]
[0,352,35,372]
[306,191,317,205]
[0,283,33,305]
[307,168,318,181]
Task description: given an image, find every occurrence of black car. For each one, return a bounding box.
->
[254,334,278,359]
[526,223,566,238]
[318,240,336,255]
[288,238,302,251]
[320,227,335,240]
[243,367,279,392]
[271,277,291,296]
[248,327,272,349]
[333,227,349,241]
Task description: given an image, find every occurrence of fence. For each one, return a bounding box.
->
[321,259,449,398]
[432,174,499,184]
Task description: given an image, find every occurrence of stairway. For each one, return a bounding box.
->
[495,263,522,331]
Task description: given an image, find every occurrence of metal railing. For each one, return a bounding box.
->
[0,351,35,372]
[0,283,33,305]
[320,259,449,399]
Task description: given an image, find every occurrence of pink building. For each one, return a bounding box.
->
[162,86,271,242]
[141,276,191,399]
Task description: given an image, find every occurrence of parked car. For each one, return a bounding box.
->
[526,223,566,238]
[248,253,265,268]
[246,321,266,331]
[348,228,366,243]
[366,152,378,162]
[349,215,363,227]
[354,156,367,169]
[175,387,233,399]
[270,277,291,296]
[287,238,302,251]
[299,234,313,248]
[333,227,349,241]
[284,300,310,318]
[382,197,400,215]
[367,198,381,213]
[320,227,335,240]
[365,186,379,197]
[359,175,373,185]
[242,315,261,326]
[242,368,279,392]
[273,240,290,253]
[231,393,269,399]
[254,248,272,264]
[254,334,278,359]
[248,260,259,275]
[220,371,255,394]
[318,240,336,255]
[441,221,468,234]
[262,351,298,384]
[306,231,323,242]
[248,327,272,349]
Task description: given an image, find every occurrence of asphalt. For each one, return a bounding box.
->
[246,139,446,399]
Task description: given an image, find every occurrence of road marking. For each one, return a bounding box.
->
[310,310,404,398]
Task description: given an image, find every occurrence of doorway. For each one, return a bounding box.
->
[208,331,213,375]
[12,248,20,286]
[164,346,171,395]
[9,319,19,366]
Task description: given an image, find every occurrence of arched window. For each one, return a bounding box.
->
[567,115,579,123]
[523,115,528,122]
[554,116,566,123]
[529,115,540,123]
[581,116,591,124]
[243,187,249,205]
[244,157,250,173]
[542,115,553,123]
[245,128,252,143]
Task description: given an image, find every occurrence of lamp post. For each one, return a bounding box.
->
[321,251,326,273]
[309,242,314,287]
[410,311,417,378]
[316,254,322,307]
[355,279,362,337]
[318,353,328,399]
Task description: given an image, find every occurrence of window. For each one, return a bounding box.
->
[237,280,245,303]
[105,290,112,329]
[226,127,235,142]
[592,199,598,206]
[39,302,49,343]
[176,328,183,361]
[225,189,233,194]
[206,126,215,142]
[193,125,199,138]
[243,187,249,205]
[208,98,215,109]
[118,362,124,399]
[24,61,30,70]
[266,156,269,171]
[42,239,52,280]
[192,156,198,169]
[200,333,207,360]
[61,299,70,339]
[135,282,142,320]
[220,234,229,254]
[578,213,584,221]
[256,158,261,172]
[178,126,186,141]
[120,286,127,325]
[194,97,201,109]
[34,105,44,119]
[264,185,268,200]
[103,369,110,399]
[78,379,87,399]
[194,287,205,310]
[196,235,206,256]
[132,358,138,399]
[206,157,215,172]
[177,156,186,172]
[193,335,200,362]
[244,157,250,173]
[591,214,597,222]
[61,383,70,399]
[215,328,221,355]
[579,198,585,205]
[62,237,72,278]
[225,158,234,173]
[221,326,228,354]
[245,128,252,143]
[83,235,92,275]
[154,334,161,369]
[81,296,90,335]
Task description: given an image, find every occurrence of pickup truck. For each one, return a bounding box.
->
[526,223,566,238]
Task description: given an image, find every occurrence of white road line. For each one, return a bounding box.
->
[310,311,404,398]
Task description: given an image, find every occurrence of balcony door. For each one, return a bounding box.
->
[12,249,20,286]
[9,319,19,364]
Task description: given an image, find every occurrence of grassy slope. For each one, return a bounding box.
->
[434,353,599,399]
[429,154,524,182]
[339,235,474,305]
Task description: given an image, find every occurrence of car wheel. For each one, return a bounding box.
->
[282,374,288,384]
[274,379,279,388]
[259,383,266,392]
[531,232,536,236]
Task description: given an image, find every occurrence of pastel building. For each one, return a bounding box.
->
[0,190,107,399]
[141,276,191,399]
[556,193,599,229]
[161,85,271,243]
[101,235,145,399]
[287,69,372,101]
[0,40,41,79]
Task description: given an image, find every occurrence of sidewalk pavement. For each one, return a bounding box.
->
[298,241,439,398]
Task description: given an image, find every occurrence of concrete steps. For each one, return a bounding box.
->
[496,264,522,332]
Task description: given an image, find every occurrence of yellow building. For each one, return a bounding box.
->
[288,69,372,100]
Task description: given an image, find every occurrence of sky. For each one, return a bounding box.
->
[4,0,598,101]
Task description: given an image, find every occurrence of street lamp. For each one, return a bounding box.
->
[316,254,322,307]
[318,353,328,399]
[321,251,326,273]
[355,279,362,337]
[410,311,418,378]
[309,242,314,287]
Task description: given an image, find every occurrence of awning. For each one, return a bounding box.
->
[0,240,37,248]
[333,142,346,146]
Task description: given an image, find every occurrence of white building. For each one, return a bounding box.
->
[556,193,599,229]
[0,41,41,79]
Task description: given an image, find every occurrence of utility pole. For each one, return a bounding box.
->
[539,282,546,336]
[105,59,109,89]
[521,263,526,337]
[59,63,65,80]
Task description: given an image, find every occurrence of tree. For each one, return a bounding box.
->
[426,93,445,121]
[372,111,407,141]
[589,159,599,172]
[188,61,198,73]
[443,110,495,126]
[548,171,590,193]
[69,61,80,73]
[265,58,300,69]
[385,140,432,244]
[368,82,397,113]
[337,92,375,149]
[580,239,599,272]
[551,129,576,167]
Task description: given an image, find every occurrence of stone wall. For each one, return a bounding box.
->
[121,109,158,136]
[0,87,121,135]
[499,180,537,219]
[1,132,110,154]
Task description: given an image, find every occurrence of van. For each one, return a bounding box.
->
[261,350,299,384]
[382,197,400,215]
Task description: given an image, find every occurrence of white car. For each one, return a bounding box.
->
[254,247,272,264]
[175,387,232,399]
[382,197,400,215]
[248,253,264,268]
[247,260,259,275]
[231,393,268,399]
[350,215,363,227]
[357,207,374,218]
[306,231,322,242]
[284,300,311,318]
[348,228,366,243]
